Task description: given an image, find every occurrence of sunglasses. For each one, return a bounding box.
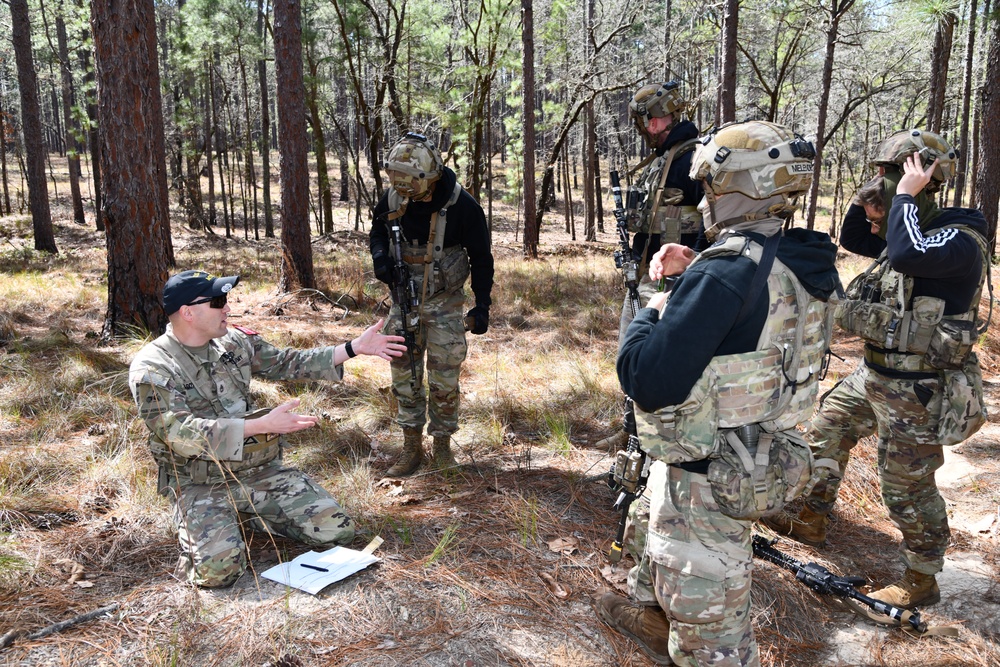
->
[186,295,228,309]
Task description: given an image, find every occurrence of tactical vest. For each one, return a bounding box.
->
[625,138,702,241]
[148,333,280,485]
[635,232,831,457]
[836,225,989,371]
[387,182,469,302]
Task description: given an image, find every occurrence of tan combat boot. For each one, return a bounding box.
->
[762,505,829,548]
[385,428,424,477]
[431,435,457,469]
[597,592,673,665]
[869,569,940,609]
[594,430,629,451]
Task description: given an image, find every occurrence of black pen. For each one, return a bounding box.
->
[300,563,329,572]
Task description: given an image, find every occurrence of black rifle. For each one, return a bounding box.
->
[751,535,926,633]
[607,397,650,563]
[610,170,641,317]
[389,222,420,388]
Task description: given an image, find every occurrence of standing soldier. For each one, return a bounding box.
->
[767,130,989,610]
[603,121,841,665]
[600,80,707,622]
[370,132,495,476]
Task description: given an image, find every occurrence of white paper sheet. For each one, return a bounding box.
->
[260,545,380,595]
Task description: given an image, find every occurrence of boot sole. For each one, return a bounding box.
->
[596,604,674,665]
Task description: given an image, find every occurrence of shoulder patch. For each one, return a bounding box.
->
[233,325,259,336]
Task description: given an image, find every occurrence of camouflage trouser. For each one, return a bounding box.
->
[805,362,950,574]
[171,462,354,588]
[648,466,758,667]
[384,288,468,437]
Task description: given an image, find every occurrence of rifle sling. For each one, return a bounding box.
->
[839,598,959,638]
[635,141,686,279]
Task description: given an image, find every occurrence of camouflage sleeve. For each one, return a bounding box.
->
[129,363,245,462]
[245,333,345,383]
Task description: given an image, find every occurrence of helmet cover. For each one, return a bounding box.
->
[385,132,444,200]
[872,129,957,184]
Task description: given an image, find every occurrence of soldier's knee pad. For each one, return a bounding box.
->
[186,545,246,588]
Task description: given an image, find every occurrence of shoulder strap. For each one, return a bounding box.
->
[419,182,465,313]
[736,233,780,324]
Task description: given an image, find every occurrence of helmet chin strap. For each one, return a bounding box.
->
[387,196,410,221]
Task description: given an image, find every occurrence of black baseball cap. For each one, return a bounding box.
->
[163,270,240,316]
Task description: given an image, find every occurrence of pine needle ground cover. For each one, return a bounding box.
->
[1,217,999,667]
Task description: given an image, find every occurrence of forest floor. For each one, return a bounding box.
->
[0,195,999,667]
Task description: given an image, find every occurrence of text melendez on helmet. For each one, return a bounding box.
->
[788,163,813,173]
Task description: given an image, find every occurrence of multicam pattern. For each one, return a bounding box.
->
[872,129,957,182]
[802,360,952,574]
[383,282,469,437]
[625,153,702,237]
[129,326,353,586]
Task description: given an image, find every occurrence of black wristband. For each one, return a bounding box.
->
[345,339,358,358]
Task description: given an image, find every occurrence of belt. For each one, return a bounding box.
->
[671,459,710,475]
[401,254,431,265]
[863,347,934,373]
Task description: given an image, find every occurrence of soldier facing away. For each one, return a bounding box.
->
[604,121,841,666]
[766,129,990,610]
[369,132,495,476]
[129,270,406,587]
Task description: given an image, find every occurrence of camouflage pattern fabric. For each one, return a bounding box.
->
[623,461,665,605]
[648,465,758,667]
[384,287,468,436]
[172,462,354,587]
[129,326,353,586]
[803,361,950,574]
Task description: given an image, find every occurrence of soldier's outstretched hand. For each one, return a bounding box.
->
[354,319,407,359]
[248,399,319,435]
[649,243,696,282]
[897,154,938,197]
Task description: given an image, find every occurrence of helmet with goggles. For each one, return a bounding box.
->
[872,129,956,191]
[689,120,815,201]
[629,82,687,144]
[385,132,444,200]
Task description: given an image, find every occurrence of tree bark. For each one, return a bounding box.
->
[258,0,275,237]
[92,0,172,337]
[521,0,539,258]
[77,7,104,231]
[953,0,978,207]
[11,0,57,253]
[719,0,739,123]
[974,10,1000,250]
[55,7,86,225]
[0,90,11,216]
[274,0,315,290]
[928,11,956,133]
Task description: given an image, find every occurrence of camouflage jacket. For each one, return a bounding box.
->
[129,325,343,482]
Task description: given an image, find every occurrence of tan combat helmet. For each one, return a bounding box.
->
[690,120,815,202]
[385,132,444,201]
[629,81,687,144]
[872,129,957,193]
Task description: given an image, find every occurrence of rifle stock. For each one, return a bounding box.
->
[609,170,641,315]
[389,223,420,387]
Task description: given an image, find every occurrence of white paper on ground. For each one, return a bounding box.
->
[260,546,380,595]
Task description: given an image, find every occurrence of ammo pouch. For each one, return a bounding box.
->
[937,352,987,446]
[925,318,977,370]
[707,426,814,521]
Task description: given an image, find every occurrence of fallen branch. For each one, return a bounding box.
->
[0,603,120,650]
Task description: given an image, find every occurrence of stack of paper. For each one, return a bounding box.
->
[261,543,381,594]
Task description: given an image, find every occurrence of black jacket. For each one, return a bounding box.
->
[618,228,841,412]
[841,197,986,317]
[370,167,495,308]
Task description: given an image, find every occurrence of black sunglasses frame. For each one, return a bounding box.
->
[186,295,228,309]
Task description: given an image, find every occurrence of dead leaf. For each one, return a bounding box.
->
[599,563,629,594]
[75,580,95,589]
[539,571,570,599]
[53,558,85,584]
[546,536,579,555]
[448,490,475,501]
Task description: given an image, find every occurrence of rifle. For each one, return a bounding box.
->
[751,535,927,633]
[607,397,650,563]
[389,222,420,388]
[610,170,641,317]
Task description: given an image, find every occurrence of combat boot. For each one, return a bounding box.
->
[385,428,424,477]
[762,505,829,548]
[431,435,457,469]
[869,569,940,609]
[594,430,629,451]
[596,592,673,665]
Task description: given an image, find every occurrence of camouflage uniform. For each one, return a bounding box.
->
[617,121,838,666]
[795,126,989,576]
[129,325,354,587]
[371,164,494,439]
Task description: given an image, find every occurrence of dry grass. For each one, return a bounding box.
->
[1,192,999,667]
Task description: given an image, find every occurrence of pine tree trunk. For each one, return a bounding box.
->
[974,11,1000,250]
[11,0,57,253]
[258,0,274,237]
[274,0,315,290]
[719,0,739,123]
[954,0,978,207]
[521,0,539,257]
[56,9,86,225]
[91,0,172,337]
[77,2,104,231]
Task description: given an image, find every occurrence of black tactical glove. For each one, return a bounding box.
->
[466,306,489,335]
[372,251,394,286]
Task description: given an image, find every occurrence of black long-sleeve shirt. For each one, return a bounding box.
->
[370,167,495,308]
